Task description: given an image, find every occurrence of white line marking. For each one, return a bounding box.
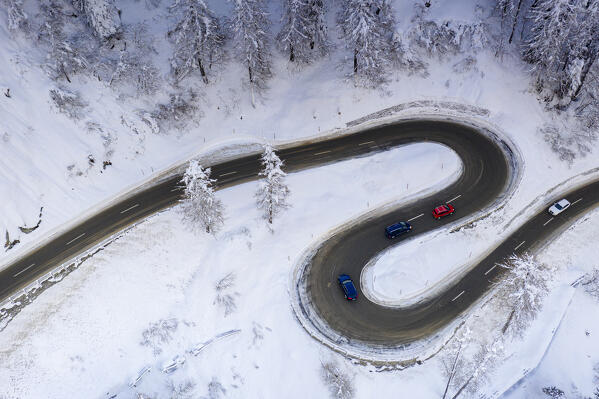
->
[484,264,498,276]
[543,218,554,226]
[514,241,526,251]
[219,171,237,177]
[571,198,583,206]
[452,290,465,302]
[120,204,140,214]
[359,141,375,146]
[313,150,332,156]
[13,263,36,277]
[170,188,180,192]
[407,213,424,222]
[66,233,86,246]
[447,194,461,203]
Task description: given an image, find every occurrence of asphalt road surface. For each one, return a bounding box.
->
[1,119,597,348]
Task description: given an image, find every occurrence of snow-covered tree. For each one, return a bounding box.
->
[497,0,525,45]
[566,0,599,101]
[320,360,354,399]
[2,0,28,32]
[168,0,225,83]
[442,326,504,399]
[277,0,329,64]
[337,0,396,87]
[522,0,599,105]
[255,145,290,225]
[180,160,224,234]
[495,253,555,337]
[39,1,89,82]
[230,0,272,104]
[73,0,121,40]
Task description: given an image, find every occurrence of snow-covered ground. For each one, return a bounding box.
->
[2,0,599,397]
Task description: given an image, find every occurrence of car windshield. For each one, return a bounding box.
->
[554,203,563,210]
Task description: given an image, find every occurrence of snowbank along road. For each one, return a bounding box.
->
[2,120,598,349]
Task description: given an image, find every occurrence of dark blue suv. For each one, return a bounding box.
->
[338,274,358,300]
[385,221,412,239]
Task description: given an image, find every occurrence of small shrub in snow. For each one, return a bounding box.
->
[452,56,477,74]
[320,360,354,399]
[214,273,238,317]
[204,377,226,399]
[540,124,592,166]
[408,18,460,58]
[180,160,224,234]
[581,269,599,301]
[542,386,565,398]
[152,90,202,131]
[140,318,178,355]
[49,88,88,120]
[389,32,429,77]
[409,7,492,59]
[166,379,196,399]
[110,52,161,96]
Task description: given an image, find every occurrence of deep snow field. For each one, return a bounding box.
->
[1,0,599,398]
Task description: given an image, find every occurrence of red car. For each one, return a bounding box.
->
[432,204,455,219]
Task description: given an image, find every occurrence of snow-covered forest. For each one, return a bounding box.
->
[3,0,598,125]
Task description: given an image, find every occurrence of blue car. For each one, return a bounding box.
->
[385,221,412,239]
[338,274,358,301]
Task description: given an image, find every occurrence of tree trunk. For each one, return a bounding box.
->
[508,0,524,44]
[450,374,475,399]
[572,48,598,101]
[61,65,71,83]
[442,344,463,399]
[198,57,208,84]
[353,49,358,74]
[290,45,295,62]
[502,308,516,334]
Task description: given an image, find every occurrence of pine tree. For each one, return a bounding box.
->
[496,253,555,337]
[566,0,599,101]
[277,0,328,64]
[73,0,121,40]
[39,1,89,83]
[230,0,272,104]
[497,0,525,45]
[522,0,599,105]
[168,0,225,83]
[2,0,28,32]
[255,145,290,225]
[337,0,396,87]
[180,160,224,234]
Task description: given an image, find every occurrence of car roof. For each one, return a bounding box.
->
[558,199,570,206]
[387,222,407,230]
[434,205,448,212]
[342,280,357,296]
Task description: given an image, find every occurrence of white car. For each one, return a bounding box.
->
[548,199,571,216]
